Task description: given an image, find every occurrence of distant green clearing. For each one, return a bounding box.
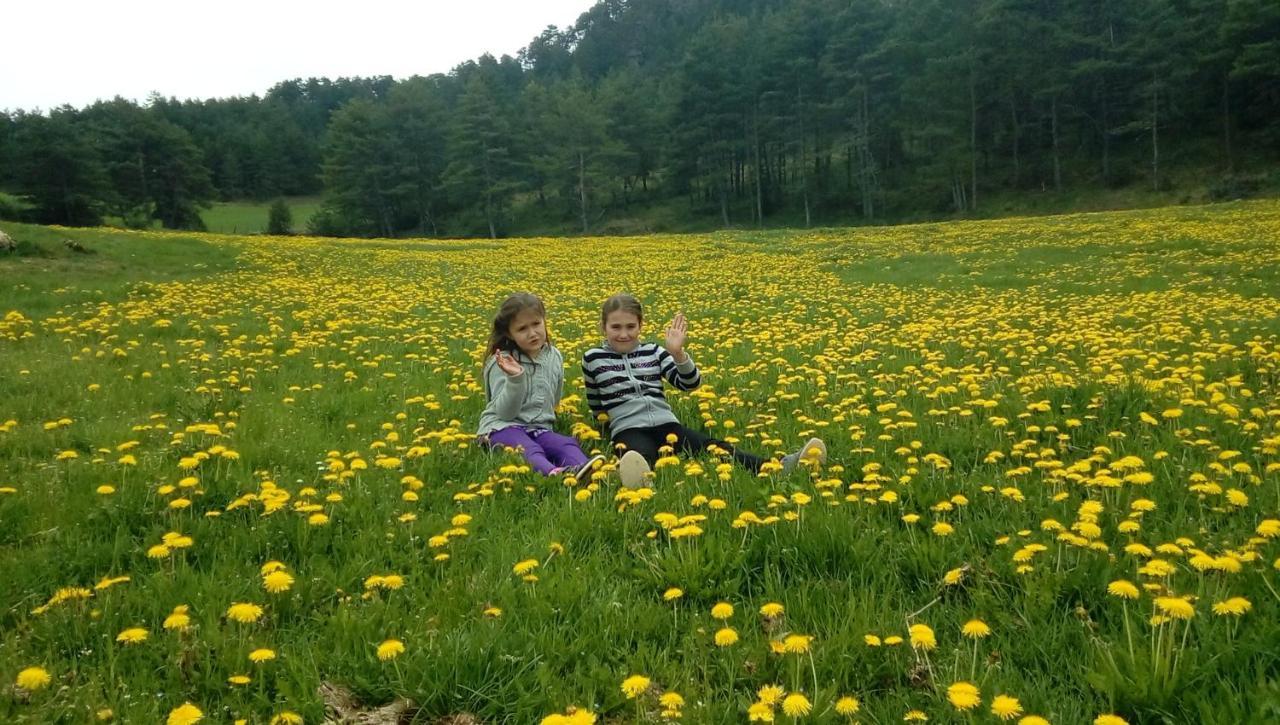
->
[201,197,323,235]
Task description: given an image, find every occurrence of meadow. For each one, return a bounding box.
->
[2,200,1279,724]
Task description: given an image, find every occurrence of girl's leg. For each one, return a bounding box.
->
[532,430,588,468]
[673,424,766,473]
[612,427,664,467]
[487,427,556,476]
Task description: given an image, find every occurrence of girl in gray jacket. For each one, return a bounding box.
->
[477,293,603,480]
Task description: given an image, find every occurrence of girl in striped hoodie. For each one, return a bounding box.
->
[581,293,825,488]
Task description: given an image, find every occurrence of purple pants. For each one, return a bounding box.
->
[486,427,588,476]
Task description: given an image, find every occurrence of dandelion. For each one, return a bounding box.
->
[757,684,785,705]
[835,696,860,715]
[663,587,684,601]
[903,711,928,721]
[714,627,739,646]
[748,702,776,722]
[962,619,991,638]
[991,694,1023,721]
[621,674,651,699]
[226,602,264,624]
[163,606,191,631]
[711,602,734,619]
[909,623,936,651]
[16,666,52,691]
[781,693,811,717]
[377,638,405,660]
[1094,716,1129,725]
[782,634,812,653]
[269,713,303,725]
[947,681,981,711]
[263,570,294,593]
[116,627,148,644]
[660,692,685,709]
[1212,597,1251,616]
[513,559,540,576]
[760,602,784,618]
[228,675,251,685]
[167,703,203,725]
[248,648,276,663]
[1107,580,1140,599]
[1018,717,1050,725]
[1154,597,1195,620]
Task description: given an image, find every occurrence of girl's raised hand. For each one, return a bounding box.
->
[664,312,688,361]
[495,350,524,376]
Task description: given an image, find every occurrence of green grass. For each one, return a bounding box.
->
[200,197,324,235]
[2,201,1280,723]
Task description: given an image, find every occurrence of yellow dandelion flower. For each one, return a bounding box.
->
[621,674,651,699]
[248,648,276,663]
[1211,597,1251,616]
[1154,597,1195,620]
[167,702,203,725]
[711,602,734,620]
[115,627,148,644]
[377,639,405,660]
[947,681,981,711]
[226,602,264,624]
[991,694,1023,721]
[909,623,936,651]
[16,666,52,691]
[781,693,811,717]
[263,570,294,594]
[714,627,739,646]
[757,684,785,705]
[835,695,860,715]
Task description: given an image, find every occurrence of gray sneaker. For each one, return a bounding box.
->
[781,438,827,474]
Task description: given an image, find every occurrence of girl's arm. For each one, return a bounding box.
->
[660,312,700,391]
[581,355,606,418]
[486,356,529,420]
[659,348,702,391]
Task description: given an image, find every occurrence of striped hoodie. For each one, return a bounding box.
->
[580,342,702,435]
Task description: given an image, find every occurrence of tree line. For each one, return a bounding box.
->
[2,0,1277,237]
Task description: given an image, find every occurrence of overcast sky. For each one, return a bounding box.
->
[3,0,597,112]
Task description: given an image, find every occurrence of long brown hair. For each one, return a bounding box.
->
[487,292,548,356]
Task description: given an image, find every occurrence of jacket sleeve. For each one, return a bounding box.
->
[581,354,605,417]
[486,357,529,420]
[659,348,702,391]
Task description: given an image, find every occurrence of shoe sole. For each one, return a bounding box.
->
[618,451,651,489]
[575,454,605,482]
[799,438,827,465]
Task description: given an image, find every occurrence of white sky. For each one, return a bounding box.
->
[2,0,597,112]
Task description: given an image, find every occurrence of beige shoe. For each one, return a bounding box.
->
[618,450,652,489]
[782,437,827,473]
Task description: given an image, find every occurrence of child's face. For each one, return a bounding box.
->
[508,309,546,357]
[603,310,642,353]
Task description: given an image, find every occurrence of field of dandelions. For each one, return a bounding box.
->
[3,200,1280,725]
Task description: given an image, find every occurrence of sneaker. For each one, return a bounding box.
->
[781,437,827,474]
[574,454,606,482]
[618,450,652,489]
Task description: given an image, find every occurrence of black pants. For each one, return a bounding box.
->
[612,422,765,473]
